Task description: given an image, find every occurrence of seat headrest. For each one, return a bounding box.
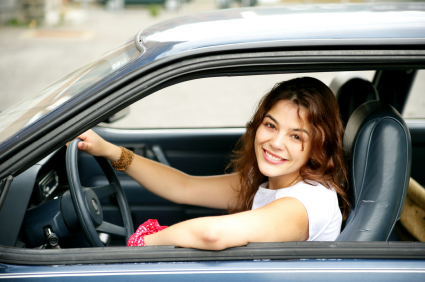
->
[330,73,379,127]
[338,101,411,241]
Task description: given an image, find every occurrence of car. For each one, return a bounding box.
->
[215,0,257,9]
[1,3,425,281]
[98,0,186,11]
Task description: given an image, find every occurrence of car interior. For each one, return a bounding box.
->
[0,69,423,251]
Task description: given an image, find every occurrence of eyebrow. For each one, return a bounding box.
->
[265,114,310,136]
[293,128,310,136]
[265,114,278,124]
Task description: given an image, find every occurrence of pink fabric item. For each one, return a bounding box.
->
[127,219,168,247]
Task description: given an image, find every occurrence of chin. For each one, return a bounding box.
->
[258,166,283,179]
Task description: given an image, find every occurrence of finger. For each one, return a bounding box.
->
[78,141,87,151]
[76,133,88,142]
[76,129,92,142]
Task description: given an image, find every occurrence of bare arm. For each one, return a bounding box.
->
[143,197,309,250]
[124,155,240,209]
[75,129,240,209]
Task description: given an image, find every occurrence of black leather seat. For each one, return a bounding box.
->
[330,73,379,127]
[337,101,411,241]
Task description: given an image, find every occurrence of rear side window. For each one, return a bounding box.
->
[403,69,425,119]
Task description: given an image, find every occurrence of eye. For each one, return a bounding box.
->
[265,123,276,129]
[292,134,301,141]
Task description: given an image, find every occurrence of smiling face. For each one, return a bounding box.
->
[254,100,312,189]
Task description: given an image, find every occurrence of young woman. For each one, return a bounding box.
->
[75,77,350,250]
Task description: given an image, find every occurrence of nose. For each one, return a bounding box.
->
[269,133,286,151]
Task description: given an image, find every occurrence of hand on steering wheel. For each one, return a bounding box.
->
[65,139,134,247]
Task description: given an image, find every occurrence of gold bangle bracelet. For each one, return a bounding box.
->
[111,147,134,171]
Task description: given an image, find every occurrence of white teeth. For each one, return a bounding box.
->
[265,150,284,161]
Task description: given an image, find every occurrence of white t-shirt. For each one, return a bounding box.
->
[251,181,342,241]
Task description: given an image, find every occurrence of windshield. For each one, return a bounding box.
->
[0,38,141,145]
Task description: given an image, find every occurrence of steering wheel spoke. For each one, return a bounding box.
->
[96,221,127,237]
[91,184,116,199]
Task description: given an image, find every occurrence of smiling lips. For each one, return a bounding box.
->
[262,148,287,164]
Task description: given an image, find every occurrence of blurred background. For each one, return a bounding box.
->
[1,0,424,125]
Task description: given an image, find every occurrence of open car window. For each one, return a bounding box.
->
[101,71,376,129]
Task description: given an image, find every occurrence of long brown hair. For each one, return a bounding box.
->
[227,77,350,219]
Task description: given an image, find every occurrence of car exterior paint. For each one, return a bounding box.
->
[1,260,425,281]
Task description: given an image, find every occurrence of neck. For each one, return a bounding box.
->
[268,173,301,190]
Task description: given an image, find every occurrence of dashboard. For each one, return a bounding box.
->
[0,147,69,248]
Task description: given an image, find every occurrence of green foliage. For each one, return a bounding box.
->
[5,17,39,28]
[148,4,161,17]
[6,18,24,26]
[60,11,66,25]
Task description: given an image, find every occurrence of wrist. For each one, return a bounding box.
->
[143,234,152,246]
[104,142,121,163]
[127,219,168,247]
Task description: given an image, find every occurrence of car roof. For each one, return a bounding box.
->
[136,3,425,65]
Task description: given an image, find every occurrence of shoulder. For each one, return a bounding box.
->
[277,181,337,200]
[276,181,342,241]
[275,181,339,217]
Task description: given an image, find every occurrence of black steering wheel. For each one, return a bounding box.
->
[65,139,134,247]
